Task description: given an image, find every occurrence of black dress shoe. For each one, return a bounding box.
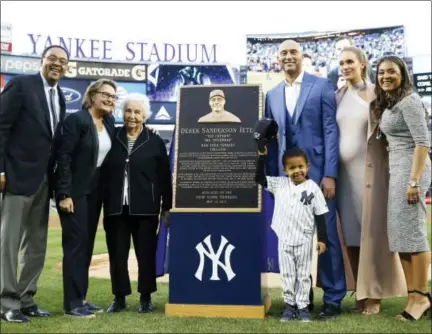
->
[318,303,341,320]
[1,309,30,323]
[107,300,126,313]
[21,305,50,317]
[138,300,153,313]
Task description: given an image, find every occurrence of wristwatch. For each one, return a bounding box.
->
[408,180,420,188]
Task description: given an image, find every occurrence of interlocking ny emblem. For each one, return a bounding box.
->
[300,190,314,205]
[195,235,236,282]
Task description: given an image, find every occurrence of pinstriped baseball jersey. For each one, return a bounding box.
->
[266,177,328,246]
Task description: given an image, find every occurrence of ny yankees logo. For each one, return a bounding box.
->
[300,190,314,205]
[195,235,236,282]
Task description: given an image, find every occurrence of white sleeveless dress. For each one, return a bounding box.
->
[336,87,369,247]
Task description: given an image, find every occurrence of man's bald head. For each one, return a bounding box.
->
[278,39,302,54]
[278,39,303,76]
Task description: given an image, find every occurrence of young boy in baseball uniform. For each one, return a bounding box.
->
[255,147,328,322]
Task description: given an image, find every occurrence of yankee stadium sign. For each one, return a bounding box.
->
[27,33,218,64]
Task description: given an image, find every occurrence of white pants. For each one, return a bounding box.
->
[278,240,313,310]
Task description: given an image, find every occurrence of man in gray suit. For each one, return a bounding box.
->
[0,45,68,323]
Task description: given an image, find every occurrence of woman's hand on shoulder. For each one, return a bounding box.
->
[148,127,160,136]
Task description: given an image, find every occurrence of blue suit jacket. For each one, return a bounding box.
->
[264,72,338,184]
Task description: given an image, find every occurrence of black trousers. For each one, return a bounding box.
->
[103,208,159,297]
[58,170,102,311]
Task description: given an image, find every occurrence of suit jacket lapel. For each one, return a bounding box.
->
[34,75,53,136]
[116,125,150,156]
[116,127,129,153]
[84,110,99,169]
[57,86,67,123]
[275,82,292,127]
[293,73,314,124]
[130,126,150,156]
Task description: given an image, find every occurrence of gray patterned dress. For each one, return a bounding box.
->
[379,93,431,253]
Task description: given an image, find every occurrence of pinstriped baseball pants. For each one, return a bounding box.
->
[278,239,313,309]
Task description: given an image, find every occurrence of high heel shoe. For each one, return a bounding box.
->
[396,290,414,319]
[415,290,432,320]
[398,290,431,321]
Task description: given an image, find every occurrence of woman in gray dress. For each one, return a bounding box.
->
[336,48,406,316]
[373,56,431,321]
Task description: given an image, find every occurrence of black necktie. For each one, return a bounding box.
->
[49,88,58,133]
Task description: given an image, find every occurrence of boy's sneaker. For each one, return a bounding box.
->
[83,302,103,313]
[298,307,312,322]
[280,304,297,322]
[64,307,95,318]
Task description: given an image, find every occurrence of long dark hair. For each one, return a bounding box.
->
[371,56,413,116]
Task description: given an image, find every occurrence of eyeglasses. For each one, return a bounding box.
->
[97,91,118,101]
[45,55,68,66]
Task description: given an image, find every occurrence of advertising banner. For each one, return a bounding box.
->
[414,72,432,96]
[172,84,262,212]
[147,64,237,102]
[65,61,146,82]
[148,101,176,124]
[0,54,40,75]
[0,55,148,85]
[59,79,92,113]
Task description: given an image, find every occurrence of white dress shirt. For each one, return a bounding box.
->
[284,71,304,117]
[40,73,60,135]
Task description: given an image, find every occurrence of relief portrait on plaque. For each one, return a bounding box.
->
[197,89,242,124]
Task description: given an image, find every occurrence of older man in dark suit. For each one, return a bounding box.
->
[0,45,68,323]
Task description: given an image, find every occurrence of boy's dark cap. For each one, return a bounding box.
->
[253,118,278,152]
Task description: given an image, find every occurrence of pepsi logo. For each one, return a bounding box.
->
[61,87,81,104]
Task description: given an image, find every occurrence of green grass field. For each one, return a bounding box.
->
[1,207,431,333]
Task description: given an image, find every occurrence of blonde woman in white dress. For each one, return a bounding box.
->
[336,47,406,315]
